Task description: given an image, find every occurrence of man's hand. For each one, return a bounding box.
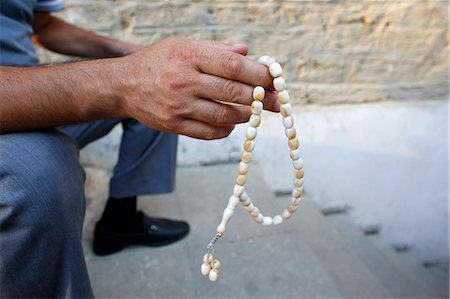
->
[116,37,280,139]
[1,37,279,139]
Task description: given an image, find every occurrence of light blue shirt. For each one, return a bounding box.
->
[0,0,64,66]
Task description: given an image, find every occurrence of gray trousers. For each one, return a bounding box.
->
[0,119,178,298]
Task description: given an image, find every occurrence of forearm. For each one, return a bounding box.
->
[0,59,126,133]
[33,13,140,59]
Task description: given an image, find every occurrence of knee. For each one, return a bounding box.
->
[0,131,86,229]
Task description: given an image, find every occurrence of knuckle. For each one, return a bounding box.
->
[202,128,217,140]
[213,106,230,124]
[222,80,240,102]
[165,73,192,91]
[221,54,242,77]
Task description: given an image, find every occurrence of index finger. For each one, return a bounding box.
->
[193,44,275,92]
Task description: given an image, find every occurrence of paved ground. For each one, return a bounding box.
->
[82,164,448,299]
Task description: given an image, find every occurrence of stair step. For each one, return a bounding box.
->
[327,213,442,298]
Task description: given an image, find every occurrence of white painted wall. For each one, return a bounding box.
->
[80,100,449,267]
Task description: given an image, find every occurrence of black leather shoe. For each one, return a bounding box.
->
[93,212,190,256]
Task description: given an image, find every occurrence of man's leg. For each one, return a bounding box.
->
[58,119,188,255]
[0,130,93,298]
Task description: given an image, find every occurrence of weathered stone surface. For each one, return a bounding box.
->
[36,0,448,105]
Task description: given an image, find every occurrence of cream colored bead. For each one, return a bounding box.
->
[263,216,273,226]
[252,86,265,101]
[227,195,240,208]
[254,213,264,224]
[244,203,255,213]
[285,127,297,139]
[242,151,252,163]
[233,184,244,197]
[283,116,294,129]
[295,169,305,179]
[293,158,303,169]
[238,161,249,175]
[288,205,298,213]
[251,101,263,115]
[281,209,291,220]
[209,269,219,282]
[269,62,283,78]
[288,138,299,150]
[273,215,283,225]
[211,259,221,269]
[249,114,261,128]
[277,90,290,104]
[294,178,304,188]
[203,253,213,264]
[236,174,247,186]
[246,127,257,140]
[201,262,211,276]
[292,187,303,199]
[217,223,226,234]
[280,103,292,117]
[240,196,251,206]
[273,77,286,91]
[289,149,300,160]
[250,207,260,217]
[257,55,270,65]
[241,191,249,201]
[244,140,255,152]
[266,57,276,67]
[291,196,302,206]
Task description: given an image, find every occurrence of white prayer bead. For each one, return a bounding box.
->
[250,207,260,217]
[285,127,296,139]
[203,253,213,263]
[278,90,290,104]
[244,140,255,152]
[201,263,211,276]
[241,196,251,206]
[236,174,247,186]
[252,86,265,101]
[273,77,286,91]
[227,195,240,208]
[257,55,270,65]
[209,269,219,282]
[251,101,263,115]
[292,187,303,199]
[281,209,291,220]
[238,161,249,175]
[217,223,226,234]
[293,158,303,170]
[249,114,261,128]
[291,196,302,206]
[246,127,257,140]
[241,191,249,201]
[242,151,252,163]
[211,259,221,269]
[233,184,244,197]
[263,217,273,226]
[290,149,300,160]
[288,138,299,150]
[254,213,264,224]
[269,62,283,78]
[283,116,294,129]
[266,57,276,67]
[294,178,303,188]
[273,215,283,225]
[244,203,255,213]
[280,103,292,117]
[223,207,234,220]
[288,205,298,213]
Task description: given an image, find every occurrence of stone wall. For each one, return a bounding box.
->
[36,1,448,269]
[38,0,448,106]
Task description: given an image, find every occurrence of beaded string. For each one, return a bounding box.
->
[200,56,304,282]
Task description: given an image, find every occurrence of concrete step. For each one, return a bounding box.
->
[84,164,443,298]
[327,213,444,298]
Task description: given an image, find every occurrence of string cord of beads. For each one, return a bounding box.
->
[200,56,304,282]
